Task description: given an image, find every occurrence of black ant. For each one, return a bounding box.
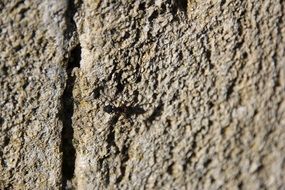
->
[93,82,146,125]
[102,96,145,125]
[103,104,145,118]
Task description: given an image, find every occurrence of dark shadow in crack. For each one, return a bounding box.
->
[61,44,81,189]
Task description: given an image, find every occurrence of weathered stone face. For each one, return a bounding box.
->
[0,0,69,189]
[1,0,285,189]
[72,0,285,189]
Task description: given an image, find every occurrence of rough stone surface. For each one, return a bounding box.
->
[72,0,285,189]
[1,0,285,189]
[0,0,70,189]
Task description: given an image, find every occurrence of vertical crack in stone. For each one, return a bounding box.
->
[61,0,81,189]
[61,45,81,189]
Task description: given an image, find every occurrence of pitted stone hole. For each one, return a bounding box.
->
[168,0,188,17]
[61,44,81,189]
[176,0,188,12]
[67,45,81,69]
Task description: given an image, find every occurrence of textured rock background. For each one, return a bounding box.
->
[0,0,71,189]
[1,0,285,189]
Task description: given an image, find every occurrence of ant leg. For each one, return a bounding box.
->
[127,117,134,126]
[100,88,118,108]
[108,114,120,126]
[121,112,135,126]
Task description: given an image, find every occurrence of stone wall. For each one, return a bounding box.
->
[1,0,285,189]
[1,0,69,188]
